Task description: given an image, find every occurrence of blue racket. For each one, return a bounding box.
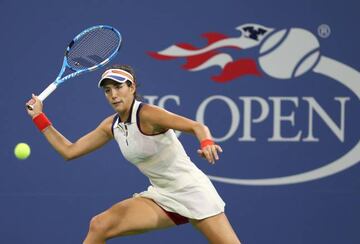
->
[27,25,122,110]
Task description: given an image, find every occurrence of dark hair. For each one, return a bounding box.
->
[106,64,142,100]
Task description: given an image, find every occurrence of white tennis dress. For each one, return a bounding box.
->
[112,100,225,220]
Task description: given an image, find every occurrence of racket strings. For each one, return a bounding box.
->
[67,28,120,70]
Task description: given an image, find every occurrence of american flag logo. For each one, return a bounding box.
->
[148,24,274,83]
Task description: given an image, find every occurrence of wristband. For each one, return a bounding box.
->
[33,113,52,132]
[200,139,214,149]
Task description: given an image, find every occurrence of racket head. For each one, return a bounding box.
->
[65,25,122,72]
[27,25,122,110]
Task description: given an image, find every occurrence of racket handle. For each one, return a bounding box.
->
[27,83,58,110]
[38,83,58,101]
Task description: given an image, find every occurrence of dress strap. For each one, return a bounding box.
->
[131,100,141,124]
[111,114,119,136]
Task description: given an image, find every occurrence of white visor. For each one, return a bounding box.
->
[98,69,134,88]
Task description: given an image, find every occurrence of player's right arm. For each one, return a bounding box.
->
[26,94,114,161]
[42,117,113,161]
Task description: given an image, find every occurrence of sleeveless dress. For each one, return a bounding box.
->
[112,100,225,220]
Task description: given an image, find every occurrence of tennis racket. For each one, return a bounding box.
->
[27,25,122,110]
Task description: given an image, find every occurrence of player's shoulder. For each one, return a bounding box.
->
[98,113,118,129]
[102,113,118,123]
[96,114,118,137]
[139,103,166,119]
[140,103,165,114]
[139,103,175,129]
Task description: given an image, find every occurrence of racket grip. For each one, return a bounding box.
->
[27,83,57,110]
[38,83,57,101]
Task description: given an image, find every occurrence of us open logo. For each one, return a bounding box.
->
[148,23,360,186]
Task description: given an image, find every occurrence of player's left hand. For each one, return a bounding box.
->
[197,144,223,165]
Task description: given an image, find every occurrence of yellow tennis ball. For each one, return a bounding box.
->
[14,143,31,160]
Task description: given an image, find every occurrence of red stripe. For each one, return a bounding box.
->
[202,32,229,45]
[176,43,198,50]
[212,58,262,82]
[182,51,219,70]
[147,51,177,60]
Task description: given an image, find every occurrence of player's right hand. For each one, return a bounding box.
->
[26,94,43,118]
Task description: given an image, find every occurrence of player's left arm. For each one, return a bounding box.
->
[140,104,222,164]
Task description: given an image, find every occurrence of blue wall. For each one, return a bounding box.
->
[1,0,359,243]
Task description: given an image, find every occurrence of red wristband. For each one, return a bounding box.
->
[33,113,52,132]
[200,139,214,149]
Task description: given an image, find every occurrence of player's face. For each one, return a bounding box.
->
[102,80,135,113]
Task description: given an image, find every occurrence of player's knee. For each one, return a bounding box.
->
[88,214,110,236]
[88,210,130,238]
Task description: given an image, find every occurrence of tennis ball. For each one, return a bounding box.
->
[14,143,31,160]
[258,28,320,79]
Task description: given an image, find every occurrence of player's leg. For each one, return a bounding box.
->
[83,197,176,244]
[191,212,241,244]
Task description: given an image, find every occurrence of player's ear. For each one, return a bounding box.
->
[130,83,136,94]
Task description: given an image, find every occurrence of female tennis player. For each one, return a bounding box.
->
[26,65,241,244]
